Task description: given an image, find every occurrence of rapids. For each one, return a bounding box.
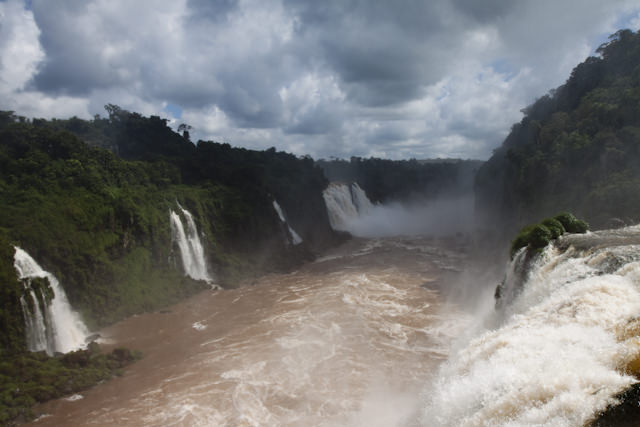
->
[28,225,640,426]
[30,236,472,426]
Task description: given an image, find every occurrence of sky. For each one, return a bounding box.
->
[0,0,639,160]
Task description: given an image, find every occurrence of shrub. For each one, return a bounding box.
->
[554,212,590,233]
[572,219,589,233]
[528,225,553,249]
[510,212,588,258]
[510,224,536,257]
[541,218,565,238]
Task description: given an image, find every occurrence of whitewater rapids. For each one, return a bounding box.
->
[31,236,472,426]
[31,226,640,426]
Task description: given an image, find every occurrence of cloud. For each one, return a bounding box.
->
[0,0,638,159]
[0,0,43,93]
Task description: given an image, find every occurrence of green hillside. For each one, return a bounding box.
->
[475,29,640,237]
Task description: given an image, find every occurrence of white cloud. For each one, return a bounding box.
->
[0,0,638,159]
[0,0,43,92]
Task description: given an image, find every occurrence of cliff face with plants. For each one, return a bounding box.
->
[475,29,640,239]
[0,109,340,353]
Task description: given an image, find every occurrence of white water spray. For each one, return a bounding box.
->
[322,182,374,232]
[323,182,473,237]
[422,226,640,426]
[14,247,89,355]
[272,200,303,245]
[170,204,213,283]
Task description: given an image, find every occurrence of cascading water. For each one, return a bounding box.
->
[14,247,89,355]
[322,182,373,232]
[170,204,213,283]
[422,225,640,426]
[272,200,303,245]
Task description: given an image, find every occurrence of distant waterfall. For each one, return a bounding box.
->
[170,204,213,283]
[272,200,303,245]
[322,182,373,231]
[14,247,89,355]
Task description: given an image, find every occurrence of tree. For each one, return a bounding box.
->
[177,123,192,141]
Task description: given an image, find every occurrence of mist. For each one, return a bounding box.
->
[339,195,475,238]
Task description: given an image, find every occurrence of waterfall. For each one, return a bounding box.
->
[14,247,89,355]
[422,225,640,426]
[322,182,373,232]
[272,200,303,245]
[170,204,213,283]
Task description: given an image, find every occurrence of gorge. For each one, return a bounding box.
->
[1,28,640,426]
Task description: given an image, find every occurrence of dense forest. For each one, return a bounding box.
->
[0,107,341,337]
[475,29,640,239]
[318,157,482,203]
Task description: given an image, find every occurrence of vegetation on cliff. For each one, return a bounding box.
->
[0,106,343,423]
[475,29,640,237]
[0,108,337,333]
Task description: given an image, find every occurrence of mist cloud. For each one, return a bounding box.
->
[342,196,475,238]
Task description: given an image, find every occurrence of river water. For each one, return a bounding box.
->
[32,236,476,426]
[31,225,640,426]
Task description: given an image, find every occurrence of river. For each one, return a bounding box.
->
[31,235,477,426]
[31,224,640,426]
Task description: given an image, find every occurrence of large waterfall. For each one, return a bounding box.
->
[322,182,473,238]
[422,225,640,426]
[272,200,303,245]
[322,182,373,232]
[14,247,89,355]
[170,204,214,283]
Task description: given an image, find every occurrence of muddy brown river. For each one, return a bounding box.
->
[31,236,473,426]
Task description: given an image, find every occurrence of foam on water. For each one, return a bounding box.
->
[73,238,466,427]
[422,228,640,426]
[192,321,207,331]
[29,236,473,426]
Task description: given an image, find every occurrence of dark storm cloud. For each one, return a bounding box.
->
[285,0,454,107]
[29,1,119,94]
[185,0,238,23]
[450,0,515,22]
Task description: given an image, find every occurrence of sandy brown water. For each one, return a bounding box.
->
[31,236,472,426]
